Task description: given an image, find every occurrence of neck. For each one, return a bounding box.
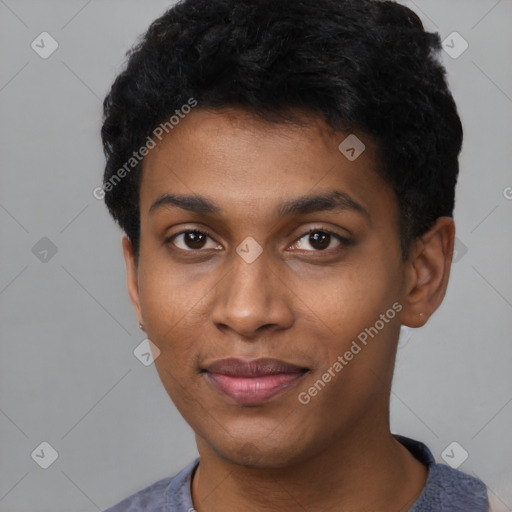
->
[191,423,427,512]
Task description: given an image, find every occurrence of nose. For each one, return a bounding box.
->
[210,249,294,339]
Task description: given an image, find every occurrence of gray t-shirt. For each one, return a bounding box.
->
[103,436,489,511]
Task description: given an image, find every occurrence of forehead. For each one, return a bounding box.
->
[139,108,395,222]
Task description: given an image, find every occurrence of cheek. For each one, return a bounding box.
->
[137,256,209,337]
[296,303,400,425]
[136,284,198,401]
[139,277,204,413]
[312,261,393,333]
[300,259,401,385]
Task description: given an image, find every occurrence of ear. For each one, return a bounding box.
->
[401,217,455,328]
[121,235,143,325]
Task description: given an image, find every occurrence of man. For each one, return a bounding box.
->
[100,0,489,510]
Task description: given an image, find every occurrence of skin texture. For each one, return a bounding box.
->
[122,108,455,511]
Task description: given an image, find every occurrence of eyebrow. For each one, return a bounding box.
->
[149,190,369,219]
[149,193,221,216]
[278,191,369,218]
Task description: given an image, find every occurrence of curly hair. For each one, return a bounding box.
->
[101,0,463,262]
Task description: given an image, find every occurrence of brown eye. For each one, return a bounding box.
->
[167,230,221,251]
[307,231,331,250]
[291,229,348,252]
[183,231,207,249]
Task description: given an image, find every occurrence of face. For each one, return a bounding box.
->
[124,108,415,468]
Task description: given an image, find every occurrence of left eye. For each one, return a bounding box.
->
[290,229,345,252]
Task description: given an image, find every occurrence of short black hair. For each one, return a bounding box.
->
[101,0,463,262]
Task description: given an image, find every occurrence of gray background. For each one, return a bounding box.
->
[0,0,511,510]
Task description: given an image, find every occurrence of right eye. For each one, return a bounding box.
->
[165,230,222,252]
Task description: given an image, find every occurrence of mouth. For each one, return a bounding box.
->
[202,358,309,405]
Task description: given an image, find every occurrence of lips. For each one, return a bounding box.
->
[203,358,308,405]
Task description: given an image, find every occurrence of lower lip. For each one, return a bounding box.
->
[205,372,306,405]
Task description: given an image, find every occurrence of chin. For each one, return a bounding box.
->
[210,437,306,469]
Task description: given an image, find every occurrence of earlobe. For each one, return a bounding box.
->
[121,235,143,325]
[400,217,455,328]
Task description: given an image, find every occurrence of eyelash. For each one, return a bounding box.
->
[164,227,351,253]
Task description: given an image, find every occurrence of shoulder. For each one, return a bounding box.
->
[394,436,489,512]
[102,458,199,512]
[415,463,489,512]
